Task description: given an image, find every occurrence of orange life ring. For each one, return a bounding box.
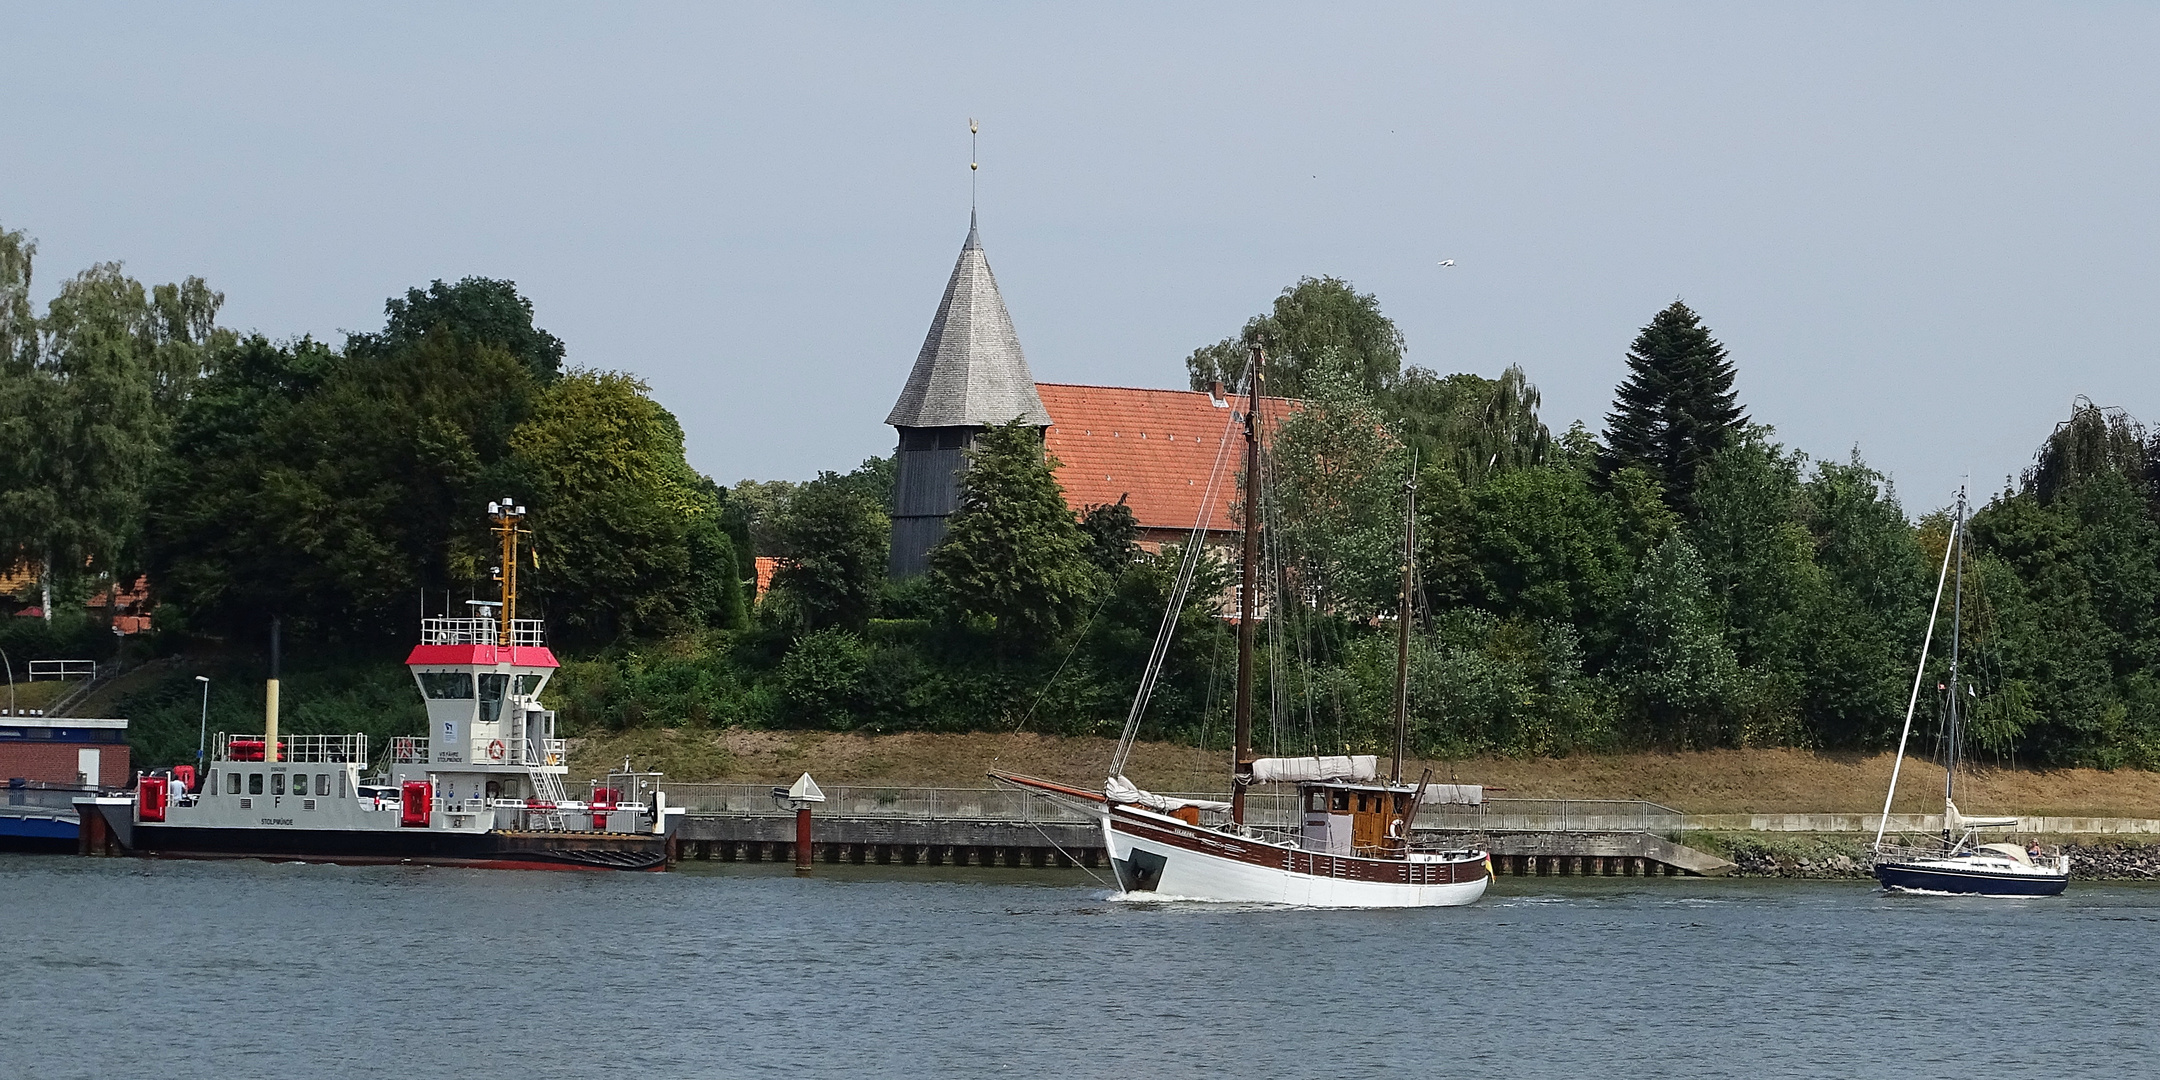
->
[486,739,506,762]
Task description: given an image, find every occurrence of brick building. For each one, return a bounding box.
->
[0,716,131,789]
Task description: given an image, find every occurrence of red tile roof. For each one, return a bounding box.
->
[1037,383,1295,535]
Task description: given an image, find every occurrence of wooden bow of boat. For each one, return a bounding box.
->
[988,770,1108,804]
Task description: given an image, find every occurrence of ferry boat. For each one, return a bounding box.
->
[77,502,686,871]
[1001,345,1490,907]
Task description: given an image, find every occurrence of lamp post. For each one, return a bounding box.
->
[195,675,211,770]
[2,649,14,717]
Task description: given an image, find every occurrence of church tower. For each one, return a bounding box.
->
[884,212,1051,578]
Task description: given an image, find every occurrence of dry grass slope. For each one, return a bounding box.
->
[567,731,2160,817]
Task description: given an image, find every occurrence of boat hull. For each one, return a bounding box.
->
[84,800,678,871]
[0,810,83,853]
[1106,806,1488,907]
[1874,859,2068,897]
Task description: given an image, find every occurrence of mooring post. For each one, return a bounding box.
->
[772,772,825,876]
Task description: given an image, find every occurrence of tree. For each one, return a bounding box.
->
[1794,453,1931,747]
[3,263,168,620]
[1266,365,1410,618]
[1612,533,1743,747]
[510,369,735,639]
[347,277,566,382]
[1432,464,1632,666]
[1186,276,1404,399]
[1386,364,1551,484]
[1079,498,1140,575]
[768,470,889,633]
[928,420,1095,644]
[1599,300,1747,516]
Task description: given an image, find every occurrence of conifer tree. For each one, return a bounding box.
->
[1599,300,1746,516]
[928,419,1094,643]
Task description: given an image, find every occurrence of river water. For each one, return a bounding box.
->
[3,856,2153,1079]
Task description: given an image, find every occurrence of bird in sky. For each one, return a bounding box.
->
[1438,260,1455,266]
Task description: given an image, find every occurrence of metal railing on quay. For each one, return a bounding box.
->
[26,659,97,681]
[671,785,1679,834]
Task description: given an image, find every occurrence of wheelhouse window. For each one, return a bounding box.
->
[249,773,264,795]
[272,773,286,796]
[478,674,510,725]
[291,774,307,796]
[512,674,544,698]
[1331,790,1350,812]
[317,773,330,795]
[418,672,475,699]
[228,772,242,795]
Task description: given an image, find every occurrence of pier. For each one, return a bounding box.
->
[670,784,1735,875]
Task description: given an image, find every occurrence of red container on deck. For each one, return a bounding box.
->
[400,780,433,828]
[138,775,168,822]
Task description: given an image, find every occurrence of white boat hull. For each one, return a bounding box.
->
[1104,806,1489,908]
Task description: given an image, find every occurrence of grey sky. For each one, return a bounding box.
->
[7,4,2156,514]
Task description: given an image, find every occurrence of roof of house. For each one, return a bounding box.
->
[884,213,1052,430]
[1037,382,1295,535]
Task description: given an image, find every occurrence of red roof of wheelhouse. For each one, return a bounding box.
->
[1035,383,1296,535]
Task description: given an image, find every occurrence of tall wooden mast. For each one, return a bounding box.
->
[1231,345,1262,825]
[1392,468,1416,785]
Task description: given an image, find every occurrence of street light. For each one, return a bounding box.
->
[195,675,211,772]
[2,649,13,718]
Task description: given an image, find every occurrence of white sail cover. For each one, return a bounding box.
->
[1946,800,2020,831]
[1421,784,1484,806]
[1106,775,1232,814]
[1248,755,1379,784]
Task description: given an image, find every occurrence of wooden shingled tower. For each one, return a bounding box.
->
[884,212,1051,577]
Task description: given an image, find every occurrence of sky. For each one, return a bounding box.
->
[6,3,2157,512]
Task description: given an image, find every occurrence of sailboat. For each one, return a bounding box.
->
[1000,347,1491,907]
[1871,488,2069,896]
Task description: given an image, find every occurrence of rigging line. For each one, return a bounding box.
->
[1022,814,1108,888]
[1874,494,1961,853]
[1110,384,1246,778]
[1014,560,1130,733]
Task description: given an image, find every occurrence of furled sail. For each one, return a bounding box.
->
[1945,800,2020,831]
[1248,755,1378,784]
[1106,775,1232,814]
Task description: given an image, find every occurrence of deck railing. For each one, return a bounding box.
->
[212,732,368,764]
[667,784,1683,834]
[420,617,546,647]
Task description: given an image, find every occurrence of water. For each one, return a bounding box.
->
[3,856,2154,1079]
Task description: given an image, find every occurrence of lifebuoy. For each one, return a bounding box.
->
[486,739,506,762]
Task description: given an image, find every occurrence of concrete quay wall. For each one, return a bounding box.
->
[678,814,1734,875]
[1683,813,2160,834]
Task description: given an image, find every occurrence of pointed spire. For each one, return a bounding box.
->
[885,217,1050,429]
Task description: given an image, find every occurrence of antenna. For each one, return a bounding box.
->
[969,117,979,211]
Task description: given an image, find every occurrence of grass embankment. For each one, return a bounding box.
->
[3,678,74,712]
[567,731,2160,819]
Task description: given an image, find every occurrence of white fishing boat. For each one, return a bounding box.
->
[1002,346,1490,907]
[1871,488,2068,896]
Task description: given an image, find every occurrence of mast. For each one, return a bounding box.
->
[1943,487,1966,823]
[1231,345,1262,825]
[1392,466,1416,785]
[490,498,527,644]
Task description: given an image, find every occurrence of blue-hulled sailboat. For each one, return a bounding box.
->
[1871,488,2069,897]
